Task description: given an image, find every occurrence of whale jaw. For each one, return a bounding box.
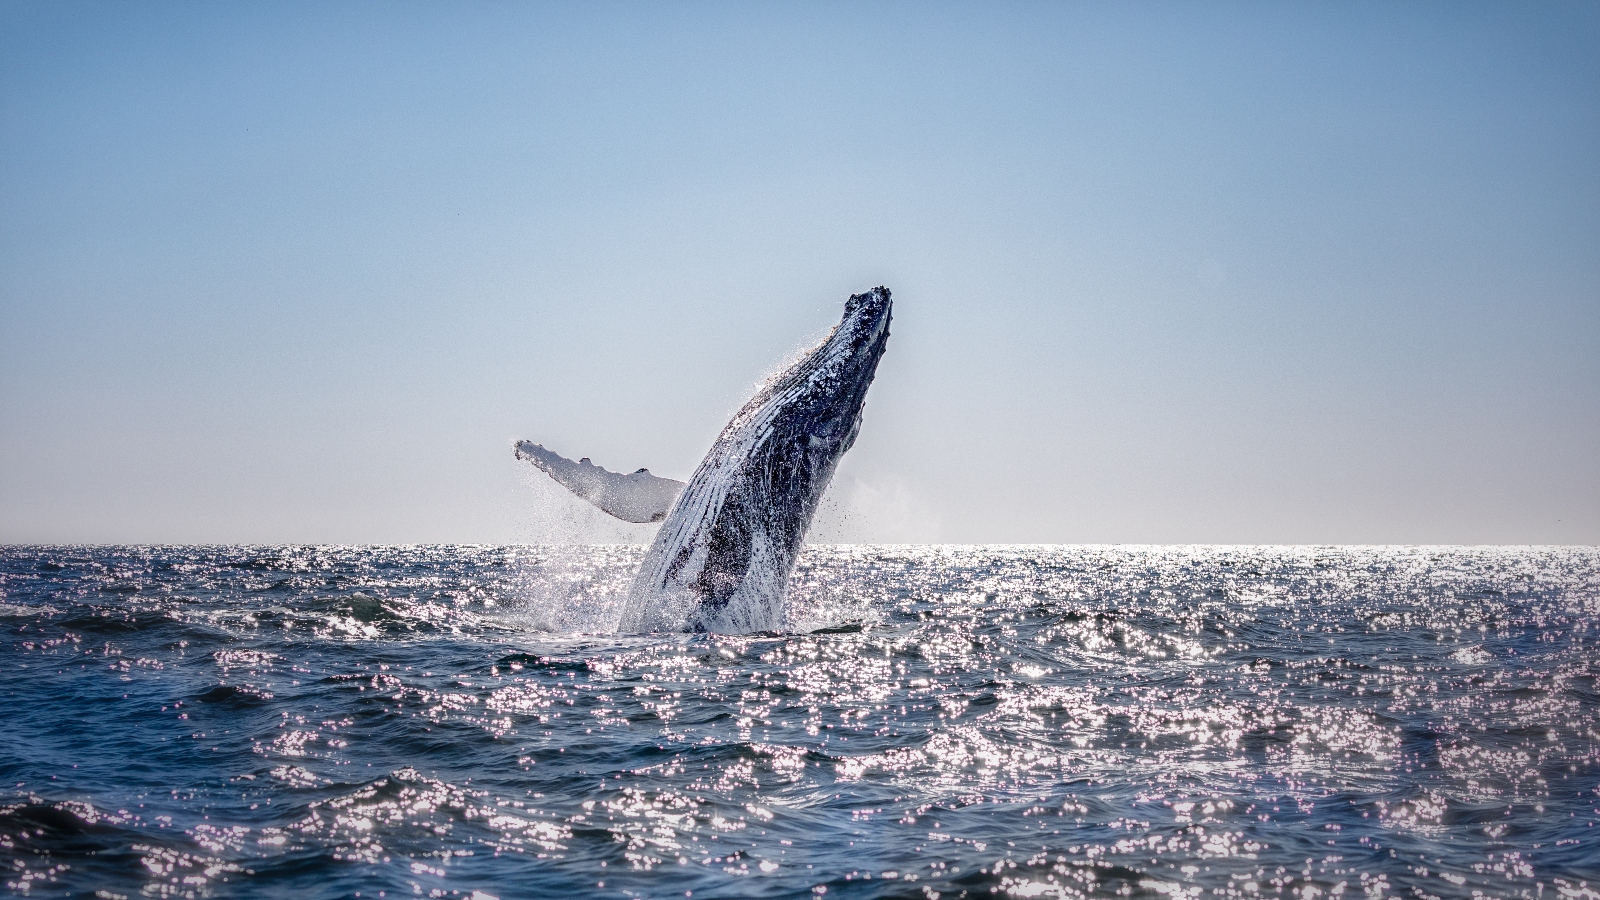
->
[620,286,893,634]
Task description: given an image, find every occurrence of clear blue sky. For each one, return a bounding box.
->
[2,1,1596,544]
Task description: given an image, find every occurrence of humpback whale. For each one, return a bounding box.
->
[516,286,893,633]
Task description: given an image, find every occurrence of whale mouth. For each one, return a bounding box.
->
[818,286,891,378]
[842,286,892,339]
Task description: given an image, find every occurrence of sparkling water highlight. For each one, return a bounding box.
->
[2,545,1597,899]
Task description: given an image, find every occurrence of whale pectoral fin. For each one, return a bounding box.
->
[515,440,685,524]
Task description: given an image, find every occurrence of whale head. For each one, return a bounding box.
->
[780,285,893,465]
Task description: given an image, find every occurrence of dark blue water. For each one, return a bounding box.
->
[2,545,1597,899]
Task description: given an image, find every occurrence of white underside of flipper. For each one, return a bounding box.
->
[514,441,685,524]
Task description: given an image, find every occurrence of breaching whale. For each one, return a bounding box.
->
[516,286,892,633]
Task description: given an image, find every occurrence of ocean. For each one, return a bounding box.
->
[1,544,1596,899]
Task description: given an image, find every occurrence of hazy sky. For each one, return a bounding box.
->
[2,1,1596,545]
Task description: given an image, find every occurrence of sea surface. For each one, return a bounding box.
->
[1,545,1597,900]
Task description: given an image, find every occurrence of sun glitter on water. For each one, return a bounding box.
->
[1,545,1597,899]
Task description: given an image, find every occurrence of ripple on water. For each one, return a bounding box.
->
[1,544,1597,898]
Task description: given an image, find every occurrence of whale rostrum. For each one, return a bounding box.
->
[515,286,893,633]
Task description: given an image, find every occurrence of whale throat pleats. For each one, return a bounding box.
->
[514,440,686,524]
